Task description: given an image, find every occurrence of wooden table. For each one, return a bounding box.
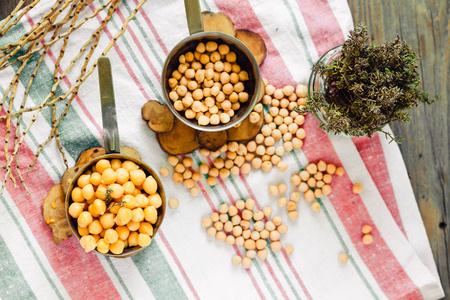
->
[1,0,448,297]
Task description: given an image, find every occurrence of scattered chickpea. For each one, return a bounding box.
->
[335,167,345,176]
[311,202,321,212]
[361,225,372,234]
[285,245,294,255]
[353,183,363,194]
[168,197,179,209]
[232,255,242,265]
[278,197,287,207]
[339,253,348,263]
[362,234,373,245]
[159,167,170,177]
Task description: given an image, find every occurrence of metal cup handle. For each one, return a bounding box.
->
[98,57,120,154]
[184,0,204,35]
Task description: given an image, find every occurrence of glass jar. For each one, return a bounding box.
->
[307,44,343,126]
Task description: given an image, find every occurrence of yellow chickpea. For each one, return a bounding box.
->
[88,172,101,186]
[128,231,139,246]
[362,234,374,245]
[102,228,118,244]
[79,235,96,252]
[109,159,122,171]
[71,187,84,202]
[353,183,363,194]
[89,199,106,217]
[122,181,135,195]
[128,169,145,186]
[77,174,90,188]
[113,168,128,185]
[78,211,93,228]
[138,234,152,247]
[96,239,110,254]
[87,220,102,235]
[148,193,162,209]
[115,207,133,226]
[144,206,158,224]
[81,184,94,201]
[109,239,125,255]
[96,159,111,174]
[127,220,141,231]
[78,226,89,237]
[99,213,115,229]
[139,222,153,236]
[69,203,85,219]
[122,161,139,172]
[143,176,158,195]
[134,194,148,208]
[115,226,130,240]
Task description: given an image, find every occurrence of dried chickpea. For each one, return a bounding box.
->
[311,202,321,212]
[116,226,131,240]
[362,234,373,245]
[304,190,315,202]
[144,206,158,224]
[288,211,300,221]
[138,234,152,247]
[169,197,179,209]
[353,183,363,194]
[339,253,348,263]
[80,235,96,252]
[335,167,345,176]
[78,211,93,228]
[128,231,139,246]
[362,225,372,234]
[278,197,287,207]
[190,187,200,197]
[88,220,103,235]
[69,203,85,219]
[110,239,125,255]
[268,185,279,196]
[270,241,282,252]
[261,161,273,172]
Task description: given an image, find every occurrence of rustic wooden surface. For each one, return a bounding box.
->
[348,0,449,297]
[1,0,449,297]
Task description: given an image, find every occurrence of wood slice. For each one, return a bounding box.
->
[141,100,174,133]
[42,184,72,245]
[76,147,105,167]
[226,110,264,142]
[157,119,200,155]
[202,11,236,36]
[235,29,267,66]
[197,130,228,151]
[61,166,80,195]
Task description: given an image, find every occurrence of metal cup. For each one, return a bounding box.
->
[161,0,262,132]
[65,57,166,258]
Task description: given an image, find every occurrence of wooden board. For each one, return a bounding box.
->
[348,0,449,296]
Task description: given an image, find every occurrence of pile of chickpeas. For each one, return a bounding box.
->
[159,82,308,195]
[168,41,250,126]
[290,161,344,213]
[68,158,161,255]
[201,199,293,269]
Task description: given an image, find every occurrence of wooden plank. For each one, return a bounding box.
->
[349,0,449,297]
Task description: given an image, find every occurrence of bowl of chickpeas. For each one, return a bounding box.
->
[161,0,262,131]
[65,154,166,258]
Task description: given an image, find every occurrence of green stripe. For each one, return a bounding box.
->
[192,153,278,299]
[0,235,37,300]
[99,0,162,102]
[121,1,163,66]
[0,195,63,300]
[290,152,379,299]
[132,241,188,300]
[105,257,135,300]
[200,0,212,11]
[281,0,314,65]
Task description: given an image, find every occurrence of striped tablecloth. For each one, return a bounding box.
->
[0,0,445,299]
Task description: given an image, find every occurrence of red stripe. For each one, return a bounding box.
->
[239,173,313,300]
[204,158,290,300]
[115,8,162,82]
[352,134,406,236]
[132,0,169,55]
[294,0,345,56]
[24,14,103,137]
[157,231,201,300]
[0,110,121,299]
[214,0,295,87]
[181,157,266,298]
[301,114,423,299]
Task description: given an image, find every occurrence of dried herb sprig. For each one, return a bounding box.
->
[303,25,438,142]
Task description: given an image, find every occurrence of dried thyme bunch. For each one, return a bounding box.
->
[304,25,438,142]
